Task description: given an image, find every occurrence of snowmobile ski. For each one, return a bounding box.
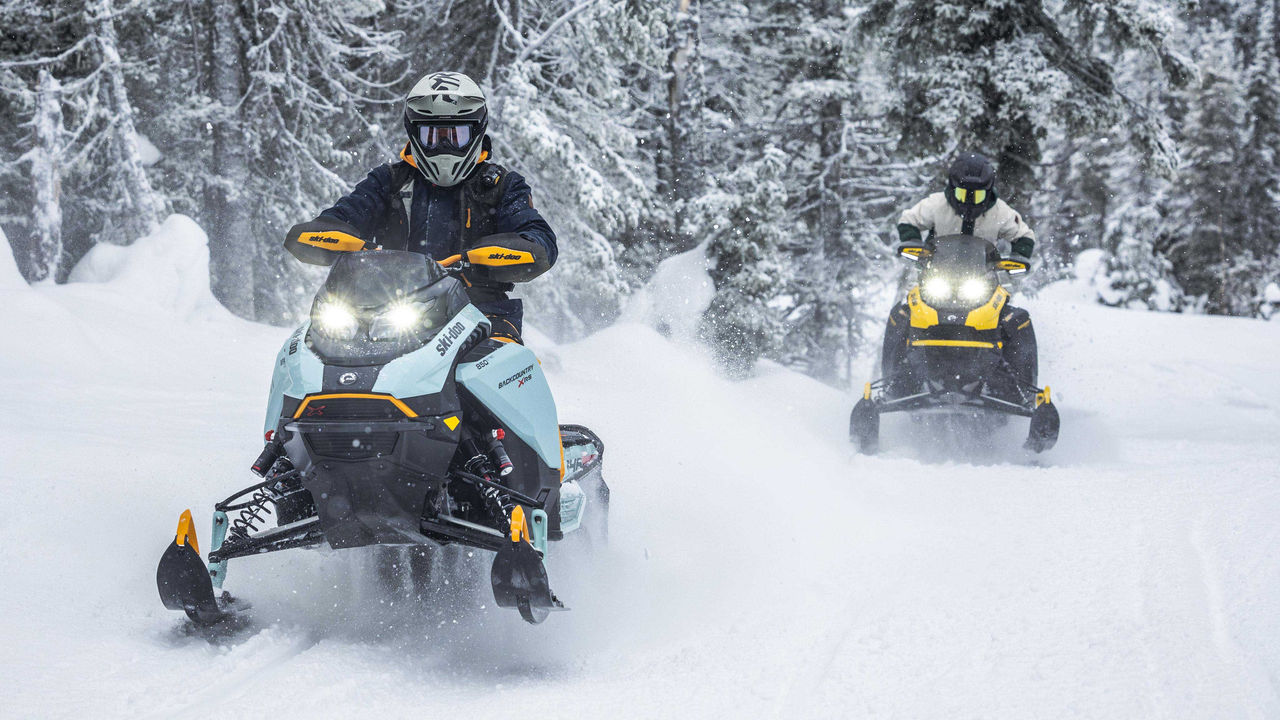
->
[156,510,239,626]
[490,505,565,624]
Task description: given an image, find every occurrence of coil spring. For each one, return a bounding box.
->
[480,483,516,522]
[230,485,279,539]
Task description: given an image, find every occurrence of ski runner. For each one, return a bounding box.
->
[884,151,1038,393]
[284,71,555,343]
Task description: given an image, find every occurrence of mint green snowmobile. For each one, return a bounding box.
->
[156,249,608,627]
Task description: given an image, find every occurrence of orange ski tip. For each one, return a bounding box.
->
[510,505,526,543]
[175,509,199,555]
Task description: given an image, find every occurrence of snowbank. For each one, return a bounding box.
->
[67,214,219,318]
[0,224,25,289]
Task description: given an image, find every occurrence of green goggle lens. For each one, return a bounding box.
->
[953,188,987,205]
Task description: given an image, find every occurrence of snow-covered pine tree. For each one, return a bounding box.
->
[1160,14,1251,312]
[699,147,791,378]
[860,0,1189,222]
[0,0,164,278]
[1229,0,1280,315]
[468,0,662,337]
[147,0,408,320]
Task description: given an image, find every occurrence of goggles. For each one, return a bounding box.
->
[417,124,473,151]
[954,187,988,205]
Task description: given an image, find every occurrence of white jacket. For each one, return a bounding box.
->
[899,192,1035,252]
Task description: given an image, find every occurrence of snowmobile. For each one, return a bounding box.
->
[156,247,609,626]
[849,235,1060,454]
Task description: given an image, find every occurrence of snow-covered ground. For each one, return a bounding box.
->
[2,219,1279,719]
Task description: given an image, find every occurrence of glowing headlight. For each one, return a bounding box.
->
[315,302,358,340]
[959,278,993,303]
[369,301,425,340]
[923,277,952,303]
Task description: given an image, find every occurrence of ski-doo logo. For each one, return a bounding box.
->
[498,364,536,390]
[488,252,524,261]
[338,372,358,385]
[435,321,468,356]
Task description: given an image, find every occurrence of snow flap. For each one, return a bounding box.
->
[68,214,218,318]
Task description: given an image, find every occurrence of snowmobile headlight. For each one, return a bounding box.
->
[959,278,993,303]
[369,301,426,341]
[315,301,359,340]
[923,277,952,303]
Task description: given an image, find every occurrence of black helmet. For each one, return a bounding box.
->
[945,152,997,216]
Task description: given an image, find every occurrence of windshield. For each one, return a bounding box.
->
[305,251,472,366]
[919,235,1001,309]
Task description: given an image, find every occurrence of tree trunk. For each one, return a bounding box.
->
[92,0,164,240]
[205,0,255,318]
[29,69,64,282]
[660,0,702,253]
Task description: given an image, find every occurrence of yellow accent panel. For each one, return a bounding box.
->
[863,382,872,400]
[559,433,566,482]
[1017,319,1031,331]
[510,505,527,543]
[911,339,997,349]
[293,393,418,419]
[465,246,535,267]
[997,259,1029,273]
[443,415,460,431]
[438,253,463,268]
[907,286,939,329]
[175,509,199,555]
[297,231,366,252]
[965,286,1010,330]
[1037,386,1052,407]
[400,143,418,168]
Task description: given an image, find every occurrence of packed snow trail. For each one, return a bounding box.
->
[2,220,1279,719]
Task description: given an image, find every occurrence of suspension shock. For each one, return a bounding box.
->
[221,461,296,540]
[229,485,280,539]
[461,438,517,524]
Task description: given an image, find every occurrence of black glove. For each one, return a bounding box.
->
[463,232,552,283]
[283,218,369,266]
[897,223,924,245]
[1011,236,1035,260]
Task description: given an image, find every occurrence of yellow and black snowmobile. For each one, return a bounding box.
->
[850,235,1059,454]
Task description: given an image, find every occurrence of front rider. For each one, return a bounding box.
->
[283,71,555,343]
[884,151,1038,390]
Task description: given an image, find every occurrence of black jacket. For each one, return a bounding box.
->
[318,149,557,334]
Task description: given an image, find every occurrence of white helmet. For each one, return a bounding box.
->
[402,72,489,187]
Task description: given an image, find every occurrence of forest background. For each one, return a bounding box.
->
[4,0,1279,383]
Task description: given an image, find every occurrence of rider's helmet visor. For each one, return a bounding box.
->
[417,123,473,152]
[953,187,987,205]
